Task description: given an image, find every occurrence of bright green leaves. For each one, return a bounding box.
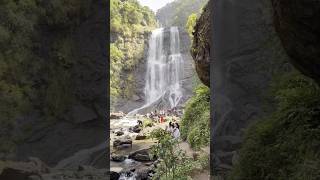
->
[181,84,210,150]
[110,0,156,35]
[110,0,156,106]
[186,13,197,38]
[150,128,188,180]
[150,128,209,179]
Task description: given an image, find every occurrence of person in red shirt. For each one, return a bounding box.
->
[160,116,163,123]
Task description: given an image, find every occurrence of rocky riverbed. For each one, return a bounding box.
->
[109,115,169,180]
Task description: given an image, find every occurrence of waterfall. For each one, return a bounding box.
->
[127,27,184,116]
[167,27,183,108]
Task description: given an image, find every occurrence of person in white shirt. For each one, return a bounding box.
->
[172,123,180,140]
[166,122,174,133]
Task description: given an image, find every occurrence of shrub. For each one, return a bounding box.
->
[229,72,320,180]
[143,118,154,128]
[181,84,210,150]
[150,129,209,180]
[150,128,185,179]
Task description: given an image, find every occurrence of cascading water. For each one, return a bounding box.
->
[127,27,184,116]
[167,27,183,107]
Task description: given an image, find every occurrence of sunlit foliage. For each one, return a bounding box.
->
[110,0,156,107]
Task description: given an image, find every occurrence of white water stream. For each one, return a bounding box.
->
[128,27,184,115]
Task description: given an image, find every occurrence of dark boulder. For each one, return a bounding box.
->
[271,0,320,84]
[129,125,141,133]
[115,131,124,136]
[135,134,147,140]
[111,154,126,162]
[128,149,154,162]
[110,171,120,180]
[110,112,125,119]
[113,136,132,149]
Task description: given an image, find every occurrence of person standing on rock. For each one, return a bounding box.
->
[160,115,164,123]
[173,123,180,140]
[137,120,143,126]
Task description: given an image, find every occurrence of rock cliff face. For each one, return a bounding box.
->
[178,28,196,105]
[13,1,107,168]
[191,1,212,87]
[193,0,291,177]
[112,31,151,112]
[271,0,320,84]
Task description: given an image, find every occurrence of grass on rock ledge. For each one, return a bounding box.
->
[229,72,320,180]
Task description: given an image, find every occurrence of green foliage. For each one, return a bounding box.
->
[110,0,156,34]
[229,72,320,180]
[181,84,210,150]
[160,154,209,180]
[186,13,197,38]
[110,0,156,107]
[150,129,188,180]
[110,43,124,97]
[157,0,208,27]
[150,128,184,179]
[0,0,92,154]
[143,118,154,128]
[150,128,209,179]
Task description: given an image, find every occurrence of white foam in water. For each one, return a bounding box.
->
[110,117,139,128]
[127,27,184,115]
[123,158,136,165]
[118,159,140,180]
[119,174,137,180]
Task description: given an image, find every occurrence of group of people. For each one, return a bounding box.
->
[146,110,166,123]
[147,108,182,118]
[145,107,183,124]
[166,122,180,140]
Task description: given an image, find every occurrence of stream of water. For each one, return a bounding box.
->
[128,27,184,115]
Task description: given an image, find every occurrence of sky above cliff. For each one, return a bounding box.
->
[138,0,175,12]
